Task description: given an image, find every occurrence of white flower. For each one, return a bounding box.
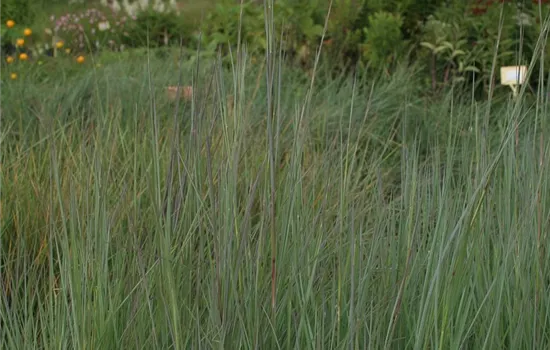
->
[98,21,111,31]
[516,13,532,27]
[100,0,121,12]
[138,0,149,11]
[122,0,139,17]
[153,0,165,13]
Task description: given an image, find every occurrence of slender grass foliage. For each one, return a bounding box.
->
[1,3,550,349]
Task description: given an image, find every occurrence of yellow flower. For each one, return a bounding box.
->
[23,28,32,36]
[6,56,14,64]
[56,41,64,49]
[10,73,17,80]
[6,20,15,28]
[65,48,71,54]
[19,53,28,61]
[16,38,25,47]
[76,55,85,64]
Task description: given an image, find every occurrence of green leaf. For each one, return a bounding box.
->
[420,42,436,51]
[434,45,450,54]
[440,41,454,50]
[211,32,229,44]
[461,65,480,73]
[451,50,465,59]
[456,39,468,48]
[303,24,324,38]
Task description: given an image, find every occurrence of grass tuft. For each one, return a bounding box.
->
[1,4,550,349]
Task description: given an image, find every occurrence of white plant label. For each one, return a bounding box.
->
[500,66,527,86]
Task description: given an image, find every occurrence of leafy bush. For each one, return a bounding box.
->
[123,9,191,48]
[361,11,405,71]
[0,0,35,25]
[200,1,265,55]
[417,0,550,95]
[323,0,445,70]
[465,1,519,88]
[50,7,133,53]
[273,0,326,64]
[4,0,548,96]
[520,1,550,86]
[1,20,37,61]
[352,0,444,33]
[1,0,35,56]
[418,15,480,91]
[99,0,178,17]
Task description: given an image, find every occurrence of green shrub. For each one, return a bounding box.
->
[0,0,35,25]
[123,9,191,48]
[200,1,265,55]
[49,8,132,54]
[416,0,546,95]
[198,0,328,65]
[521,2,550,87]
[1,0,34,56]
[418,15,479,91]
[352,0,444,33]
[322,0,445,70]
[273,0,325,62]
[361,11,405,71]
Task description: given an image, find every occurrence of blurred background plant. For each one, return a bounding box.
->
[49,8,133,54]
[99,0,179,16]
[198,1,265,56]
[1,0,549,98]
[361,11,405,72]
[122,9,192,48]
[0,0,35,25]
[419,16,480,92]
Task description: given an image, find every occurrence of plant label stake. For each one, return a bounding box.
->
[500,65,527,152]
[500,66,527,98]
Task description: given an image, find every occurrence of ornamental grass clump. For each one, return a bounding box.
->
[0,1,550,348]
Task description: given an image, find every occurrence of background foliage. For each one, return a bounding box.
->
[2,0,549,96]
[2,1,550,349]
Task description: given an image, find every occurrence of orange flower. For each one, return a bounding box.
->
[76,55,85,64]
[16,38,25,47]
[19,53,28,61]
[6,20,15,28]
[6,56,14,64]
[10,73,17,80]
[23,28,32,36]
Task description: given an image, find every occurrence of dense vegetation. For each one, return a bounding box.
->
[2,0,550,95]
[1,0,550,348]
